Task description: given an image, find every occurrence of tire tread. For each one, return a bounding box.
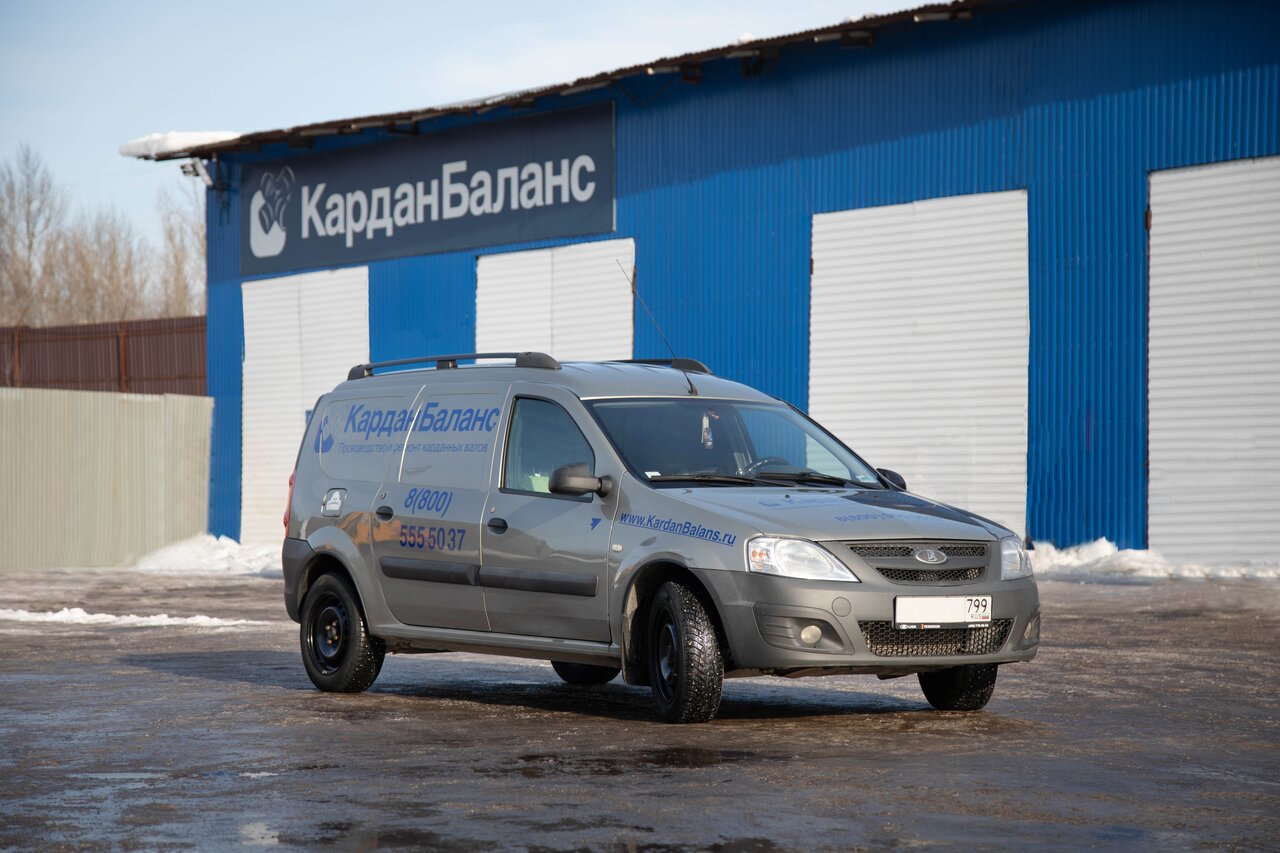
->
[301,573,385,693]
[918,663,998,711]
[650,581,724,724]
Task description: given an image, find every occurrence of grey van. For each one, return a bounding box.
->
[282,353,1039,723]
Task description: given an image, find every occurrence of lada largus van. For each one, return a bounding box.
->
[283,353,1039,723]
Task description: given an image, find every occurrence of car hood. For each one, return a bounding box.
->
[663,486,1010,542]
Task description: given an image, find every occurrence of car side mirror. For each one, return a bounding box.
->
[549,462,614,498]
[877,468,907,490]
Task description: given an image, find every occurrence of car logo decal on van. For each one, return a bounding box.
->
[913,547,947,565]
[590,517,602,530]
[313,414,334,454]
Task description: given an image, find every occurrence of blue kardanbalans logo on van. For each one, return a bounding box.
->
[342,401,500,439]
[313,414,334,453]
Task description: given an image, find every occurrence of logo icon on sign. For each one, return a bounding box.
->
[249,167,294,258]
[913,547,947,565]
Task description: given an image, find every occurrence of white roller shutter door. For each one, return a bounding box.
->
[1149,156,1280,565]
[241,267,369,545]
[810,191,1029,538]
[476,239,634,361]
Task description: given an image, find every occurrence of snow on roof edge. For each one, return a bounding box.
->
[119,131,241,159]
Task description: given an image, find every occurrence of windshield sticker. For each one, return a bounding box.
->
[701,410,720,449]
[619,512,737,546]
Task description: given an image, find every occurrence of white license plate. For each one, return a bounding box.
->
[895,595,992,629]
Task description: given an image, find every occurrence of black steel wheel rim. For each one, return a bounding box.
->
[650,604,679,704]
[308,593,350,675]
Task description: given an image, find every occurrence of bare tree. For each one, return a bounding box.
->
[155,181,206,316]
[0,144,68,325]
[46,209,153,324]
[2,146,207,327]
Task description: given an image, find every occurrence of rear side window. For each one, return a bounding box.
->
[503,398,594,494]
[314,395,415,482]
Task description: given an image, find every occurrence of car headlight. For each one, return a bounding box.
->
[747,537,860,582]
[1000,536,1033,580]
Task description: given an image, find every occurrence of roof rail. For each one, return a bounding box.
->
[611,358,713,375]
[347,351,560,381]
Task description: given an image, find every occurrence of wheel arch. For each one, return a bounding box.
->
[619,560,730,685]
[298,551,363,618]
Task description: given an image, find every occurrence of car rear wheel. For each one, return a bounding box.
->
[300,572,385,693]
[645,581,723,723]
[550,661,621,685]
[918,663,998,711]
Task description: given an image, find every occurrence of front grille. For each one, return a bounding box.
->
[845,542,989,562]
[876,566,983,583]
[847,544,913,560]
[939,544,987,558]
[859,620,1013,657]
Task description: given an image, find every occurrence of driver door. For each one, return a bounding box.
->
[479,386,617,642]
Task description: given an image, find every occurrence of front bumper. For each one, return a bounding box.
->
[691,567,1040,674]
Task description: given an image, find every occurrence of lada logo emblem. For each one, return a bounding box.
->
[913,548,947,565]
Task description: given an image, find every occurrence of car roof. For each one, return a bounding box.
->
[331,359,777,402]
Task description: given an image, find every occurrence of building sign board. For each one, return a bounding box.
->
[239,104,615,276]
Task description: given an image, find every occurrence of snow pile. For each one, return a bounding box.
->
[134,534,281,578]
[1031,538,1280,582]
[0,607,267,628]
[119,131,240,159]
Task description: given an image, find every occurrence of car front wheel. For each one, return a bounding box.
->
[918,663,998,711]
[645,581,723,723]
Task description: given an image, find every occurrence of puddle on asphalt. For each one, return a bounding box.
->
[71,772,169,781]
[500,746,761,778]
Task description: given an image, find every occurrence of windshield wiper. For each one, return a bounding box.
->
[754,470,852,487]
[648,473,760,486]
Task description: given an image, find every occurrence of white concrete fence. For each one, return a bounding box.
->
[0,388,211,569]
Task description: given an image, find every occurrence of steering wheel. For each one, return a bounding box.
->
[739,456,792,477]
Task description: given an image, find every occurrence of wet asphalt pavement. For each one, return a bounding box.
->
[1,570,1278,851]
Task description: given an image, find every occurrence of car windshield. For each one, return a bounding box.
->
[587,398,883,488]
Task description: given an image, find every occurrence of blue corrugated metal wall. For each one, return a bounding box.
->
[205,160,243,540]
[206,0,1279,546]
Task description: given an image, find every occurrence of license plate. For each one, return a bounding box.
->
[895,595,992,629]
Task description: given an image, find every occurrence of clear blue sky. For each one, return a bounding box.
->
[0,0,885,249]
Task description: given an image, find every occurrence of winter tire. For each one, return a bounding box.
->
[645,580,724,723]
[550,661,621,685]
[918,663,998,711]
[300,572,385,693]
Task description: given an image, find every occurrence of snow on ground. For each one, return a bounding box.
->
[0,607,267,628]
[119,131,239,159]
[133,534,281,578]
[1031,538,1280,582]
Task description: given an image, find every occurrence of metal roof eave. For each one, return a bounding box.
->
[131,0,1001,162]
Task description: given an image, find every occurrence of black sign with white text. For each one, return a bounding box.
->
[239,104,615,276]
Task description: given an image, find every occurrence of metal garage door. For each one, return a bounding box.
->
[240,268,369,545]
[1149,156,1280,565]
[476,239,634,361]
[810,191,1029,539]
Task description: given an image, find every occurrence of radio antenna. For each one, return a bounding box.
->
[618,260,697,396]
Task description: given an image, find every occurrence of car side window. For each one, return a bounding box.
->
[503,398,594,495]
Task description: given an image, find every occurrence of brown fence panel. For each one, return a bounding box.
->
[0,316,206,396]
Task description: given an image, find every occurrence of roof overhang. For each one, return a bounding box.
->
[123,0,1002,162]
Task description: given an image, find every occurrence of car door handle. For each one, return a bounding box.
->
[375,505,394,521]
[487,517,508,533]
